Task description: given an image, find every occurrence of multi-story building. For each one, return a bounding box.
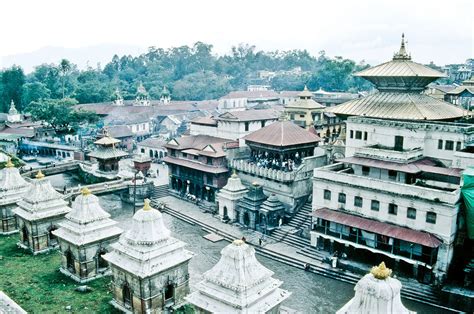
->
[446,76,474,110]
[284,86,326,130]
[218,90,280,112]
[163,135,238,204]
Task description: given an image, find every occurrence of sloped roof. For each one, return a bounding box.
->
[191,116,217,126]
[327,92,467,121]
[244,121,321,147]
[220,90,280,100]
[137,137,167,149]
[106,125,133,138]
[216,109,280,122]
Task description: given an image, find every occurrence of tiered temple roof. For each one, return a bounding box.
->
[337,262,415,314]
[103,199,193,278]
[53,188,122,246]
[238,182,267,212]
[88,130,128,160]
[260,193,285,215]
[285,86,325,110]
[0,159,30,206]
[244,121,321,147]
[328,34,466,121]
[186,239,291,313]
[14,171,71,221]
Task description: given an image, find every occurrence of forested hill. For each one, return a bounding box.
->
[0,42,374,113]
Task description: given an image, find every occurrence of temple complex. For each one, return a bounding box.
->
[0,159,31,235]
[86,129,128,179]
[53,188,123,283]
[337,262,414,314]
[230,120,325,213]
[217,171,247,222]
[14,171,71,254]
[185,239,291,313]
[328,34,467,121]
[103,199,194,313]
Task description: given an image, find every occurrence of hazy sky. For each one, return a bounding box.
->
[1,0,473,70]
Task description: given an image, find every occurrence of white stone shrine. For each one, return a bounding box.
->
[103,199,194,313]
[185,239,291,313]
[217,171,247,222]
[337,262,415,314]
[53,187,123,283]
[14,170,71,254]
[0,159,30,235]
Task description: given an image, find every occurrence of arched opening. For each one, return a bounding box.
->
[123,284,132,309]
[97,248,108,269]
[21,225,29,246]
[48,226,58,246]
[66,250,75,273]
[149,149,153,158]
[223,206,228,219]
[164,283,174,301]
[243,212,250,226]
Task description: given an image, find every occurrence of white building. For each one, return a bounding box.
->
[337,262,415,314]
[218,90,280,112]
[53,188,123,283]
[217,172,247,221]
[103,199,194,313]
[185,239,291,313]
[137,137,168,160]
[0,159,31,235]
[7,100,22,123]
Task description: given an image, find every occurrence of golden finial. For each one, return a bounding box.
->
[143,198,152,211]
[252,181,259,186]
[233,239,244,246]
[370,262,392,279]
[81,187,91,196]
[35,170,45,179]
[5,158,14,168]
[231,169,238,178]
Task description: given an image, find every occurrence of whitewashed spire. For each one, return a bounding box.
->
[0,159,30,205]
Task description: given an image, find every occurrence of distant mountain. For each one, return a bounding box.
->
[0,44,145,73]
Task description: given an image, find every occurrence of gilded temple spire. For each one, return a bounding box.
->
[393,33,411,61]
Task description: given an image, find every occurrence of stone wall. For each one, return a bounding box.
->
[17,215,66,254]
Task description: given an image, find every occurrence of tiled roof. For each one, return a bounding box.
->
[164,156,228,174]
[244,121,321,147]
[88,147,128,159]
[106,125,133,138]
[191,116,217,126]
[220,90,280,100]
[327,92,467,120]
[137,137,167,149]
[356,60,445,79]
[426,83,457,93]
[216,109,280,122]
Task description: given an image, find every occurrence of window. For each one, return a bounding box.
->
[363,132,368,141]
[354,196,363,208]
[245,122,249,131]
[261,120,265,128]
[182,153,187,158]
[388,170,397,180]
[438,139,443,149]
[141,148,145,153]
[170,150,175,157]
[350,130,354,139]
[324,189,331,200]
[300,114,305,118]
[388,203,398,215]
[193,155,199,160]
[426,212,437,224]
[394,136,404,151]
[355,131,362,139]
[338,193,346,204]
[206,157,213,165]
[407,207,416,219]
[290,114,295,120]
[456,141,462,151]
[445,140,454,150]
[206,174,213,184]
[362,166,370,176]
[371,200,380,211]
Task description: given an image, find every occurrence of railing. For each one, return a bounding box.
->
[230,159,297,182]
[354,146,424,163]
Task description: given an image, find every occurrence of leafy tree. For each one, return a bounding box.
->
[1,66,25,112]
[27,98,98,133]
[59,59,72,99]
[21,82,51,106]
[172,71,231,100]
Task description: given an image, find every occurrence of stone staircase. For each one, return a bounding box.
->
[151,184,169,199]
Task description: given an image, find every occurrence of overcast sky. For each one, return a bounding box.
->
[1,0,473,71]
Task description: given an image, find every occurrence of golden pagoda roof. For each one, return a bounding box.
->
[94,136,121,146]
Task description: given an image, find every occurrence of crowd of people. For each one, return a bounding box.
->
[250,151,302,172]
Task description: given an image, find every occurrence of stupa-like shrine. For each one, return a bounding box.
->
[237,182,268,230]
[0,159,31,235]
[53,188,123,283]
[259,193,285,232]
[86,129,128,179]
[14,171,71,254]
[186,239,291,313]
[103,199,194,313]
[217,171,247,222]
[337,262,415,314]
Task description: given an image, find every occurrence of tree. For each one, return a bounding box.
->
[27,98,98,133]
[1,66,25,112]
[21,82,51,107]
[172,71,231,100]
[59,59,72,99]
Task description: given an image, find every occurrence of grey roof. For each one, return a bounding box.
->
[220,90,280,100]
[216,109,280,122]
[137,137,167,149]
[427,83,457,94]
[88,147,128,159]
[328,92,467,121]
[106,125,134,138]
[244,121,321,147]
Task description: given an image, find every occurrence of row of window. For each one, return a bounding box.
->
[438,139,462,151]
[349,130,368,141]
[244,121,266,131]
[323,190,437,224]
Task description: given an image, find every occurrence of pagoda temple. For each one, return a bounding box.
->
[337,262,415,314]
[103,199,194,313]
[53,188,123,283]
[87,129,128,177]
[217,171,247,222]
[328,34,467,121]
[284,86,326,130]
[14,171,71,254]
[0,159,31,235]
[185,239,291,313]
[259,193,286,232]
